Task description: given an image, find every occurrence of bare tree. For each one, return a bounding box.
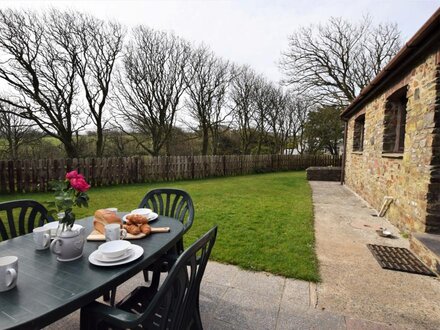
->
[283,92,312,155]
[0,9,84,158]
[265,86,288,154]
[230,65,257,154]
[115,27,190,156]
[280,16,401,107]
[64,12,125,157]
[0,101,38,160]
[210,81,232,155]
[253,76,272,154]
[104,128,131,157]
[184,46,232,155]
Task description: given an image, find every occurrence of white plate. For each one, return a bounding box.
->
[131,208,152,215]
[89,244,144,267]
[94,248,134,263]
[43,222,83,238]
[122,212,158,223]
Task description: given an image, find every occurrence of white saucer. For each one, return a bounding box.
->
[122,212,158,223]
[94,247,133,263]
[89,244,144,267]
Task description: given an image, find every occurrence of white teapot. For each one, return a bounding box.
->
[50,226,86,262]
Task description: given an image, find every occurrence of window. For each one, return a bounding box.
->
[383,87,407,153]
[353,114,365,151]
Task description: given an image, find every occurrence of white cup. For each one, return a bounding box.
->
[33,227,51,250]
[105,223,127,241]
[105,208,118,214]
[0,256,18,292]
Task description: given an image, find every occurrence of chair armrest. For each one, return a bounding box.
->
[162,252,179,263]
[163,251,202,267]
[82,301,140,328]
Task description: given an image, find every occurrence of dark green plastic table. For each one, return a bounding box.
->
[0,214,184,330]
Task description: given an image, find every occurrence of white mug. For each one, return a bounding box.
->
[33,227,51,250]
[105,223,127,241]
[0,256,18,292]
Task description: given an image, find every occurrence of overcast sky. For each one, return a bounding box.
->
[1,0,439,82]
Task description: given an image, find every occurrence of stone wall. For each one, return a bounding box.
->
[426,57,440,233]
[344,48,439,234]
[306,167,342,181]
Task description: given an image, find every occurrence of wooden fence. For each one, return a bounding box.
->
[0,154,341,194]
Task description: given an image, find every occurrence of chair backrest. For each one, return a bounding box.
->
[139,226,217,329]
[139,188,194,234]
[0,200,54,240]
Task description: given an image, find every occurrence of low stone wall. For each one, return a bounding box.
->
[306,167,342,181]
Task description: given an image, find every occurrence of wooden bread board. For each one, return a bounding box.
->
[87,227,170,241]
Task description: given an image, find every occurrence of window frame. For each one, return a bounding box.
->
[352,114,365,152]
[382,87,408,154]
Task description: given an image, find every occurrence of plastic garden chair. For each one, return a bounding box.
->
[80,226,218,330]
[0,200,54,241]
[104,188,195,305]
[139,188,195,285]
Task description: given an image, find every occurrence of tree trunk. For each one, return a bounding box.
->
[95,123,104,157]
[7,137,16,160]
[256,137,262,155]
[64,140,78,159]
[201,125,209,156]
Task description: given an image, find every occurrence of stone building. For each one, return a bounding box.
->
[341,8,440,235]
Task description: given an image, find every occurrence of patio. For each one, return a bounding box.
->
[44,181,440,329]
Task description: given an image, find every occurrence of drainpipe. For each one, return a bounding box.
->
[340,120,348,185]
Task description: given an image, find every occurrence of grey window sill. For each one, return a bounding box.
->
[351,151,363,155]
[382,153,403,159]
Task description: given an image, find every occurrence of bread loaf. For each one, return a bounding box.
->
[93,209,122,234]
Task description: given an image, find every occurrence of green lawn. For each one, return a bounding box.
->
[0,171,319,282]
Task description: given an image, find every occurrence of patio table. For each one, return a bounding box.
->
[0,214,184,330]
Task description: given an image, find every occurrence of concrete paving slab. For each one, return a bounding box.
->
[203,317,241,330]
[277,305,346,330]
[203,260,242,286]
[213,287,280,329]
[199,281,229,315]
[228,268,286,298]
[281,278,311,309]
[345,317,401,330]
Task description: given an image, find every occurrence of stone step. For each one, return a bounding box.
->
[409,232,440,275]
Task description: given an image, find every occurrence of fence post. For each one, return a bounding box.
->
[15,160,23,193]
[0,160,7,193]
[8,160,15,193]
[24,159,30,193]
[223,155,226,175]
[190,156,195,179]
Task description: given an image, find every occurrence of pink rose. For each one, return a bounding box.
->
[66,170,79,180]
[70,177,91,192]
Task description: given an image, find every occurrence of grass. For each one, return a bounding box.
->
[0,171,319,282]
